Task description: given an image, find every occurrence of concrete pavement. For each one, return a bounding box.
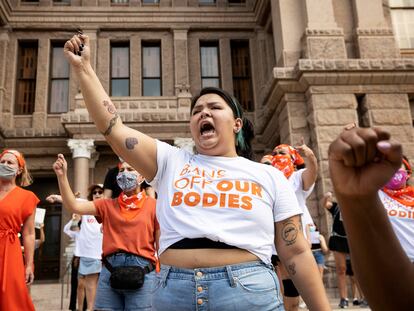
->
[30,281,371,311]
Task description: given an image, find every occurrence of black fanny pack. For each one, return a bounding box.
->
[102,252,155,290]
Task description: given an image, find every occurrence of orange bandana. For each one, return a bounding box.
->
[118,190,147,220]
[382,186,414,207]
[274,144,304,167]
[0,149,26,168]
[272,154,295,178]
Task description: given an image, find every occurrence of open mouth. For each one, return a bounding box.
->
[200,122,215,136]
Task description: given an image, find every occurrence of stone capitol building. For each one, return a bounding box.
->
[0,0,413,283]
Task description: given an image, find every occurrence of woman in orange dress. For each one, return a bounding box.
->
[0,149,39,311]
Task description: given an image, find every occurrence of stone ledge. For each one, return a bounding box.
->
[61,109,191,124]
[356,28,394,36]
[0,127,66,138]
[273,59,414,80]
[305,28,344,36]
[298,58,414,71]
[273,67,298,79]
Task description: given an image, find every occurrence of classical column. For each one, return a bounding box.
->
[352,0,399,58]
[174,138,194,154]
[67,139,95,199]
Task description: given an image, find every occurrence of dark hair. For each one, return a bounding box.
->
[190,87,254,160]
[296,163,306,170]
[87,185,103,201]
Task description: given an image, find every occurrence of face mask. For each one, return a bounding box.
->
[116,171,139,192]
[272,154,295,178]
[385,169,408,190]
[0,163,17,180]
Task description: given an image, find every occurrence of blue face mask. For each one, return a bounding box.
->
[0,163,17,180]
[116,171,138,192]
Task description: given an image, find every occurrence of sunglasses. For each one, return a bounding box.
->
[92,190,103,195]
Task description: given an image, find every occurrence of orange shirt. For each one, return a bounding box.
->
[94,196,159,264]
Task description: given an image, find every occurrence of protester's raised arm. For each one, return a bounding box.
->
[53,154,97,216]
[328,126,414,310]
[64,34,157,181]
[296,138,318,191]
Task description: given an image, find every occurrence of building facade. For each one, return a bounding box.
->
[0,0,413,280]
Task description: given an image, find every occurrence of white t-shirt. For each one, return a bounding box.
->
[74,215,103,259]
[379,190,414,261]
[150,140,302,264]
[309,230,320,245]
[271,169,314,255]
[289,169,315,226]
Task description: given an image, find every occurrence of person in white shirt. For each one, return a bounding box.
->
[48,185,103,311]
[261,142,318,311]
[378,156,414,261]
[328,125,414,310]
[62,33,330,310]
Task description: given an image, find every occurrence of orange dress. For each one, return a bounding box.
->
[0,186,39,311]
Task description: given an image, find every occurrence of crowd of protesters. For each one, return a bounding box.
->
[1,31,413,311]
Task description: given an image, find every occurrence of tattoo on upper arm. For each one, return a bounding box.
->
[281,220,299,246]
[103,100,117,115]
[102,114,119,136]
[288,262,296,276]
[125,137,138,150]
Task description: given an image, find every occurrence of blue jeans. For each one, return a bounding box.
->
[94,253,155,311]
[152,261,284,311]
[312,250,325,266]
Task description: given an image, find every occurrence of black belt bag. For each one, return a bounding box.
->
[102,253,155,290]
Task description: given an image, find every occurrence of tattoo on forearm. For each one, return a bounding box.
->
[281,220,298,246]
[288,262,296,276]
[103,100,117,115]
[125,137,138,150]
[102,114,119,136]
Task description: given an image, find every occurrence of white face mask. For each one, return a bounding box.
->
[0,163,17,180]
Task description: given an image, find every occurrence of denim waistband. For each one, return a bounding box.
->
[160,261,272,281]
[158,261,274,289]
[106,250,138,258]
[104,252,152,268]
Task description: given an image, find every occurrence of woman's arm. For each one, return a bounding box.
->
[319,234,329,255]
[145,186,156,199]
[63,218,79,239]
[328,126,414,310]
[275,215,330,310]
[46,194,62,203]
[22,212,35,285]
[53,154,97,215]
[63,34,158,181]
[322,192,333,210]
[38,224,45,247]
[296,140,318,191]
